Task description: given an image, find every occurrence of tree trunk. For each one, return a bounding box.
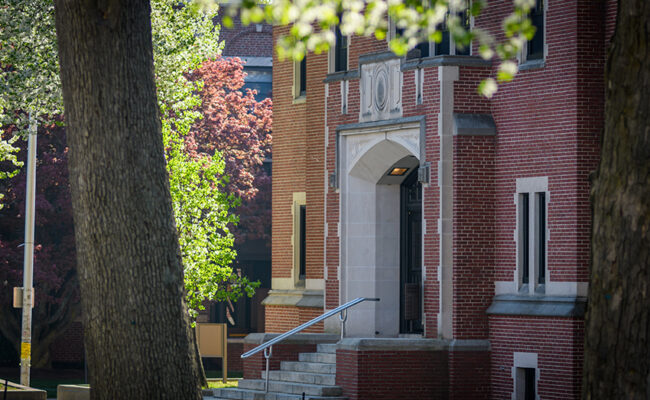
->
[53,1,201,399]
[583,1,650,399]
[193,332,209,388]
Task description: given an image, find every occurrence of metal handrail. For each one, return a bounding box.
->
[241,297,379,358]
[240,297,379,392]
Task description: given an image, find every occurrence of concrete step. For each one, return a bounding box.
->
[208,387,347,400]
[316,344,337,354]
[299,352,336,364]
[238,379,343,397]
[281,361,336,374]
[262,370,336,386]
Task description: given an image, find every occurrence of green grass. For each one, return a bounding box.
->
[206,379,239,389]
[205,370,242,379]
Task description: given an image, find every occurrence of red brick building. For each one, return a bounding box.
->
[254,1,617,398]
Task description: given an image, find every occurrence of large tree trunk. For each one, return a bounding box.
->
[583,1,650,398]
[53,1,201,399]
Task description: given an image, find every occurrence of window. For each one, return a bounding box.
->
[242,66,272,101]
[516,177,548,294]
[536,192,546,284]
[299,205,306,280]
[331,25,348,72]
[527,0,545,60]
[292,192,306,285]
[516,367,537,400]
[519,193,530,285]
[434,6,471,56]
[513,352,538,400]
[293,57,306,99]
[518,190,547,292]
[520,0,545,64]
[399,4,471,59]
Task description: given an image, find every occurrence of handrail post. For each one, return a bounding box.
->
[264,345,272,393]
[339,309,348,341]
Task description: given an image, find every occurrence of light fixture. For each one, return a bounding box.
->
[388,167,408,176]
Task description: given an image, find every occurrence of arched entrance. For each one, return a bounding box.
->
[336,121,424,338]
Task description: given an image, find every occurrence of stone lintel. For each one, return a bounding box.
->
[358,51,400,65]
[487,294,587,318]
[401,55,492,71]
[323,70,360,83]
[261,289,324,308]
[337,338,490,352]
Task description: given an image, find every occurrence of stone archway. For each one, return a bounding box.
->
[338,122,422,338]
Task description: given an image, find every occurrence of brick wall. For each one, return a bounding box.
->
[264,306,323,333]
[217,9,273,58]
[270,25,308,284]
[489,316,584,400]
[50,321,84,367]
[336,349,448,400]
[272,1,613,396]
[448,350,491,400]
[452,134,495,339]
[226,341,244,372]
[482,0,604,286]
[305,33,328,283]
[419,72,442,338]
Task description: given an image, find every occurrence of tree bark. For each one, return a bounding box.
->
[53,1,201,399]
[584,1,650,398]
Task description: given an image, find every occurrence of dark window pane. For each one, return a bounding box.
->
[521,193,530,284]
[435,30,450,55]
[299,205,306,279]
[527,0,544,60]
[243,67,272,100]
[455,8,471,55]
[243,82,272,101]
[524,368,536,400]
[299,57,306,96]
[334,26,348,72]
[416,41,430,58]
[537,192,546,284]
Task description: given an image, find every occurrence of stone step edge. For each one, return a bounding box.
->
[238,378,342,389]
[209,387,348,400]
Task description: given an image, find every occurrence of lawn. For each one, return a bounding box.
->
[207,379,239,389]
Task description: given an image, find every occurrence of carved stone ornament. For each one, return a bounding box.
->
[359,59,403,123]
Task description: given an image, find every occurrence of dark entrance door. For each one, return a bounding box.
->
[400,167,423,334]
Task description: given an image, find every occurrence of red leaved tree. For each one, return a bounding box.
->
[187,57,272,244]
[0,121,79,368]
[0,58,271,367]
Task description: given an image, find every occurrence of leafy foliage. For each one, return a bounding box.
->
[0,0,260,344]
[221,0,540,97]
[0,0,61,172]
[187,57,273,244]
[152,0,260,319]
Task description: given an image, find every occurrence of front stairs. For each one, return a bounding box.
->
[203,343,346,400]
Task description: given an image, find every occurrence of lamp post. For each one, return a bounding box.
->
[20,113,37,386]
